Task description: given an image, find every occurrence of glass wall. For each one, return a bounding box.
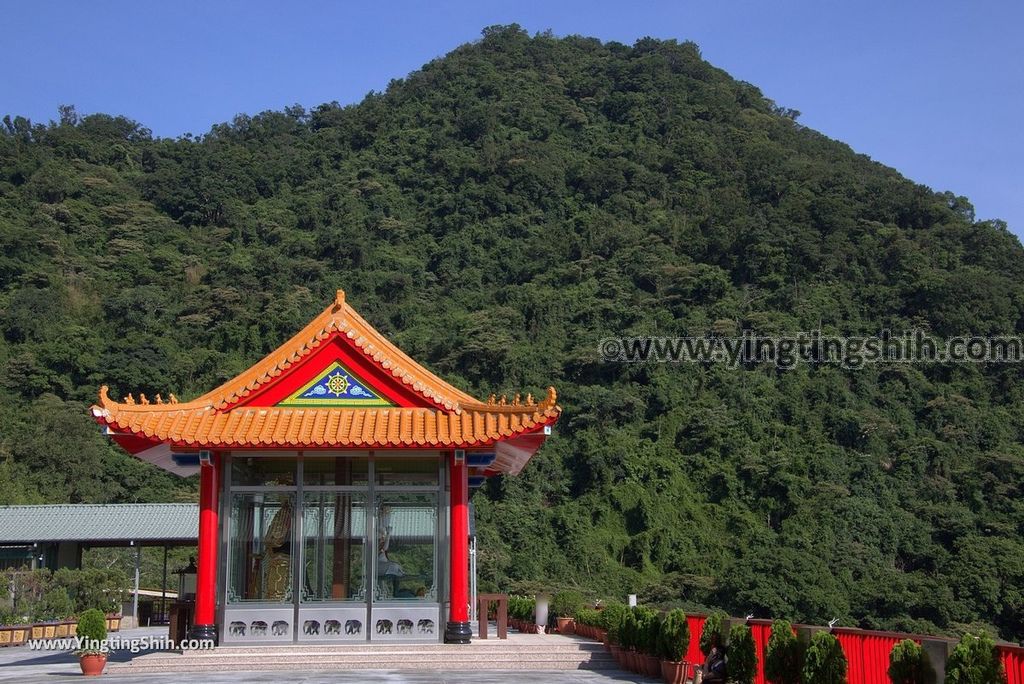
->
[222,452,444,643]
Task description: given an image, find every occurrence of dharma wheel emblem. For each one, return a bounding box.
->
[326,372,350,397]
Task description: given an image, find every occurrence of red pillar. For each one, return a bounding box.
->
[445,449,471,643]
[189,453,220,644]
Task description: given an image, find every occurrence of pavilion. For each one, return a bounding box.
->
[90,290,560,645]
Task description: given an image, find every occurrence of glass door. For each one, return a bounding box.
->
[370,492,440,639]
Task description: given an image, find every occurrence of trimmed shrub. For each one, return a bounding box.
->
[944,633,1005,684]
[551,590,585,619]
[34,587,75,621]
[889,639,936,684]
[728,623,758,684]
[74,608,107,654]
[658,608,690,662]
[700,610,728,657]
[602,602,629,644]
[803,632,847,684]
[765,619,804,684]
[633,605,661,656]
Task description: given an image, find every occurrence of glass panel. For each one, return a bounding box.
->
[374,458,439,487]
[231,458,296,487]
[301,492,367,601]
[303,457,368,486]
[227,493,295,603]
[374,493,437,601]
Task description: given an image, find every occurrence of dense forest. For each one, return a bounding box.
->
[1,26,1022,641]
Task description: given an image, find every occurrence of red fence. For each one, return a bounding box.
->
[1002,645,1024,684]
[660,615,1020,683]
[833,629,908,684]
[684,614,706,667]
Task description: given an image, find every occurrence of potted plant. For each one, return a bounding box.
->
[551,591,584,636]
[74,608,108,676]
[603,602,628,660]
[802,631,847,684]
[658,609,691,684]
[699,610,728,659]
[944,632,1004,683]
[888,639,936,684]
[765,619,804,684]
[636,606,662,678]
[728,623,758,684]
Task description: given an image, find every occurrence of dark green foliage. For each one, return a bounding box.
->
[633,605,661,655]
[601,602,629,643]
[700,610,728,656]
[620,608,640,650]
[943,633,1005,684]
[802,632,847,684]
[659,608,690,662]
[551,590,585,618]
[35,587,74,621]
[728,623,758,684]
[576,606,600,627]
[2,26,1024,640]
[765,619,804,684]
[508,594,534,621]
[75,608,107,654]
[889,639,936,684]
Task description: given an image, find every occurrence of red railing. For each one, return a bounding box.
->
[684,614,706,667]
[1002,645,1024,684]
[747,620,772,684]
[833,629,908,684]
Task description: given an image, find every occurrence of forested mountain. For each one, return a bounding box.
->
[1,25,1022,640]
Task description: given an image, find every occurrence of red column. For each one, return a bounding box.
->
[189,453,220,644]
[445,449,471,643]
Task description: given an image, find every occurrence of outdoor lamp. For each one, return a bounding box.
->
[176,556,198,600]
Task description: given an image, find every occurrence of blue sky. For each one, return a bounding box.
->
[4,1,1022,237]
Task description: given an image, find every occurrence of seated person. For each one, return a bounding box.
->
[701,638,727,683]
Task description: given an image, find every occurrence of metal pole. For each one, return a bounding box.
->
[161,545,168,624]
[133,543,141,625]
[469,537,477,624]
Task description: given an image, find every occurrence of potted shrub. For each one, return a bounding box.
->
[637,606,663,678]
[699,610,729,659]
[551,591,584,636]
[658,608,691,684]
[620,609,639,671]
[74,608,108,676]
[944,632,1004,683]
[728,623,758,684]
[765,619,804,684]
[802,631,847,684]
[0,610,12,647]
[888,639,936,684]
[602,602,628,660]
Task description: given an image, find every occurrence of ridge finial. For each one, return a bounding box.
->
[334,289,346,310]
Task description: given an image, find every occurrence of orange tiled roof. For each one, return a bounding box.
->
[93,395,559,449]
[90,290,561,453]
[176,290,475,413]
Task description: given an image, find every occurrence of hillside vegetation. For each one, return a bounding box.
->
[1,26,1022,640]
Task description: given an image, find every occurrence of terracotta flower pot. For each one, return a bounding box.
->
[556,617,575,635]
[10,625,29,647]
[661,659,689,684]
[644,653,661,677]
[79,653,107,676]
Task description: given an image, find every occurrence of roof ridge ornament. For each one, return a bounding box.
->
[333,289,346,311]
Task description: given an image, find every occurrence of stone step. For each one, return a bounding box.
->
[110,656,617,674]
[108,641,617,674]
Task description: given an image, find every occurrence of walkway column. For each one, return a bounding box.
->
[189,452,220,644]
[445,449,471,643]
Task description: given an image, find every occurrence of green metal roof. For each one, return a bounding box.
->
[0,504,198,543]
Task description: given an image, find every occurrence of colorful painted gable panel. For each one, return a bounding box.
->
[278,361,394,407]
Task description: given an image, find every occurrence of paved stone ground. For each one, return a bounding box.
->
[0,627,647,683]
